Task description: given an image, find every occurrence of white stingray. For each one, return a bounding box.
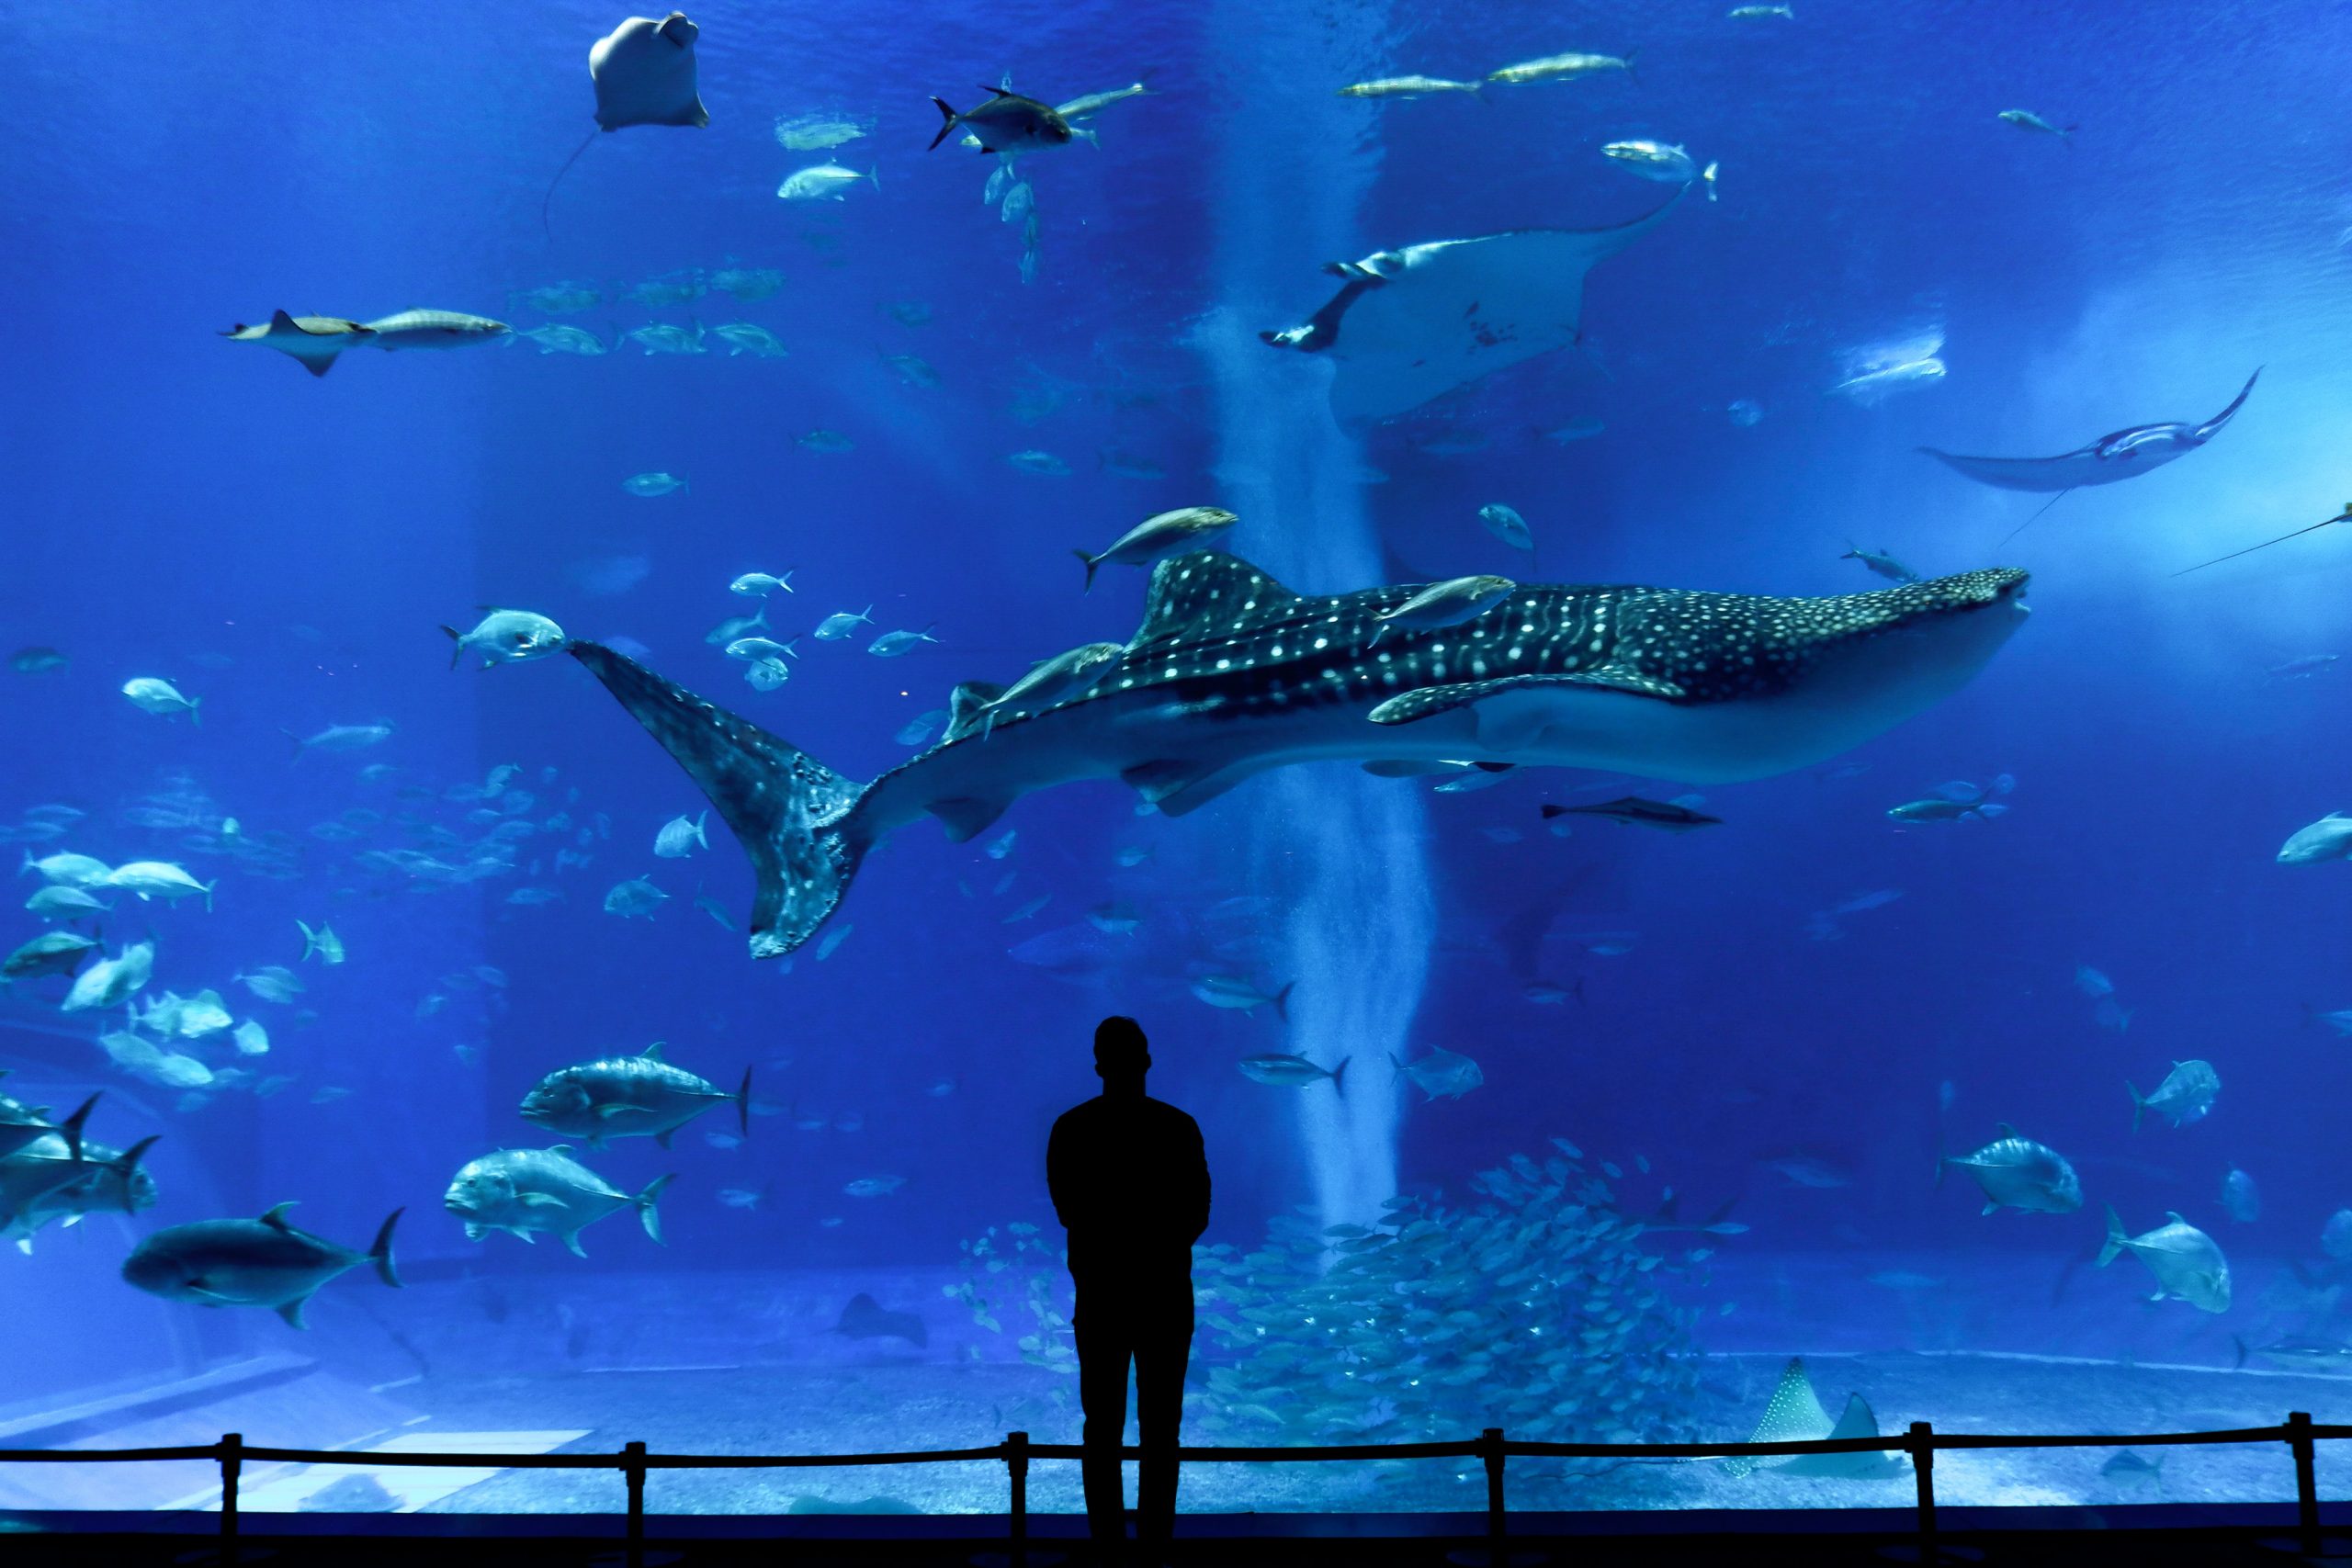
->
[544,13,708,236]
[1260,192,1684,424]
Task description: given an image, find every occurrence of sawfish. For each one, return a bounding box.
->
[562,551,2029,957]
[1259,195,1684,425]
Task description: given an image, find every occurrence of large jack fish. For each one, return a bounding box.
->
[562,552,2028,957]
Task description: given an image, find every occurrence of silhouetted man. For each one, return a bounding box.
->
[1046,1016,1210,1557]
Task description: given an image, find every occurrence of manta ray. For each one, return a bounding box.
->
[561,551,2028,957]
[1259,195,1684,425]
[1921,369,2259,540]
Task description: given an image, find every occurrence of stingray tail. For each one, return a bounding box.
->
[541,127,601,243]
[567,642,872,958]
[1998,487,2073,548]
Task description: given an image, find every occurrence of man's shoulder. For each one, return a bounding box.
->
[1142,1096,1202,1132]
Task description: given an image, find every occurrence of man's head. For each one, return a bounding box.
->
[1094,1015,1148,1084]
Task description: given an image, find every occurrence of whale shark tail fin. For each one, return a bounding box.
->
[569,641,869,958]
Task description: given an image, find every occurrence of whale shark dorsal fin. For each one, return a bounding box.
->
[1370,668,1687,728]
[639,1042,666,1061]
[260,1201,299,1230]
[1996,1122,2018,1138]
[1132,553,1303,648]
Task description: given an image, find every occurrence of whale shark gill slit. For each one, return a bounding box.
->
[565,550,2029,958]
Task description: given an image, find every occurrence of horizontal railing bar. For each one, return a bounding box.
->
[0,1446,226,1463]
[5,1420,2349,1473]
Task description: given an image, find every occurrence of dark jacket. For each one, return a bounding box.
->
[1046,1094,1210,1288]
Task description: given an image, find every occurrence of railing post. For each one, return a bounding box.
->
[1909,1420,1936,1560]
[1482,1427,1508,1548]
[2289,1411,2321,1557]
[622,1439,648,1568]
[218,1431,243,1566]
[1006,1430,1030,1565]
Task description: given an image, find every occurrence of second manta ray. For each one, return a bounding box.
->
[560,551,2030,957]
[1920,370,2258,495]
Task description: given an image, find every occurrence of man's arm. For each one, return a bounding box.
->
[1046,1112,1073,1232]
[1182,1114,1210,1245]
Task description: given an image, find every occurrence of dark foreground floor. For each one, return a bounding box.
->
[5,1510,2352,1567]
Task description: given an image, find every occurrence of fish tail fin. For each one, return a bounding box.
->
[638,1173,676,1243]
[441,626,465,670]
[1274,981,1295,1023]
[694,809,709,848]
[298,919,318,960]
[567,642,870,958]
[1622,49,1641,88]
[2097,1202,2127,1267]
[188,697,201,728]
[1702,161,1719,200]
[868,164,881,188]
[202,880,215,914]
[2233,1334,2248,1370]
[927,99,960,151]
[1329,1055,1349,1096]
[369,1207,404,1287]
[2126,1080,2144,1133]
[737,1066,752,1137]
[1074,548,1100,592]
[282,728,304,760]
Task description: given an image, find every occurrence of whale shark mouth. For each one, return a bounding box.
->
[561,551,2028,958]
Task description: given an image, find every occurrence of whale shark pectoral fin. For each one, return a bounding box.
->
[928,795,1012,843]
[1369,668,1686,730]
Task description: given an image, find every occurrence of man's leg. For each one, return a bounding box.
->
[1075,1310,1134,1546]
[1133,1291,1194,1540]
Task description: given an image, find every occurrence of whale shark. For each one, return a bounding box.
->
[1260,195,1684,425]
[1921,369,2259,540]
[561,550,2028,957]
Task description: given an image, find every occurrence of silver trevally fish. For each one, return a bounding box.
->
[1600,140,1718,200]
[551,550,2029,957]
[444,1147,671,1257]
[775,111,872,151]
[286,722,394,758]
[1487,51,1636,85]
[103,861,214,909]
[778,163,878,201]
[2129,1058,2219,1130]
[519,1042,750,1148]
[121,1203,401,1328]
[2098,1205,2230,1313]
[627,322,706,355]
[1238,1054,1346,1089]
[1391,1047,1483,1100]
[816,606,875,640]
[122,677,200,723]
[653,812,708,858]
[443,609,567,670]
[1937,1123,2081,1214]
[23,851,112,887]
[62,940,156,1012]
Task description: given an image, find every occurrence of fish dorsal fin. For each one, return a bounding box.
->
[2165,1210,2187,1225]
[1996,1122,2018,1138]
[1826,1392,1883,1441]
[260,1201,299,1230]
[548,1144,572,1155]
[640,1041,667,1062]
[1131,553,1304,649]
[945,681,1008,742]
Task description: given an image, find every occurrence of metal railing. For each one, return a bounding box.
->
[2,1413,2345,1566]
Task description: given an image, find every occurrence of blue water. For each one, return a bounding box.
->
[6,0,2352,1518]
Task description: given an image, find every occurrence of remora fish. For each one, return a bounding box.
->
[553,551,2029,957]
